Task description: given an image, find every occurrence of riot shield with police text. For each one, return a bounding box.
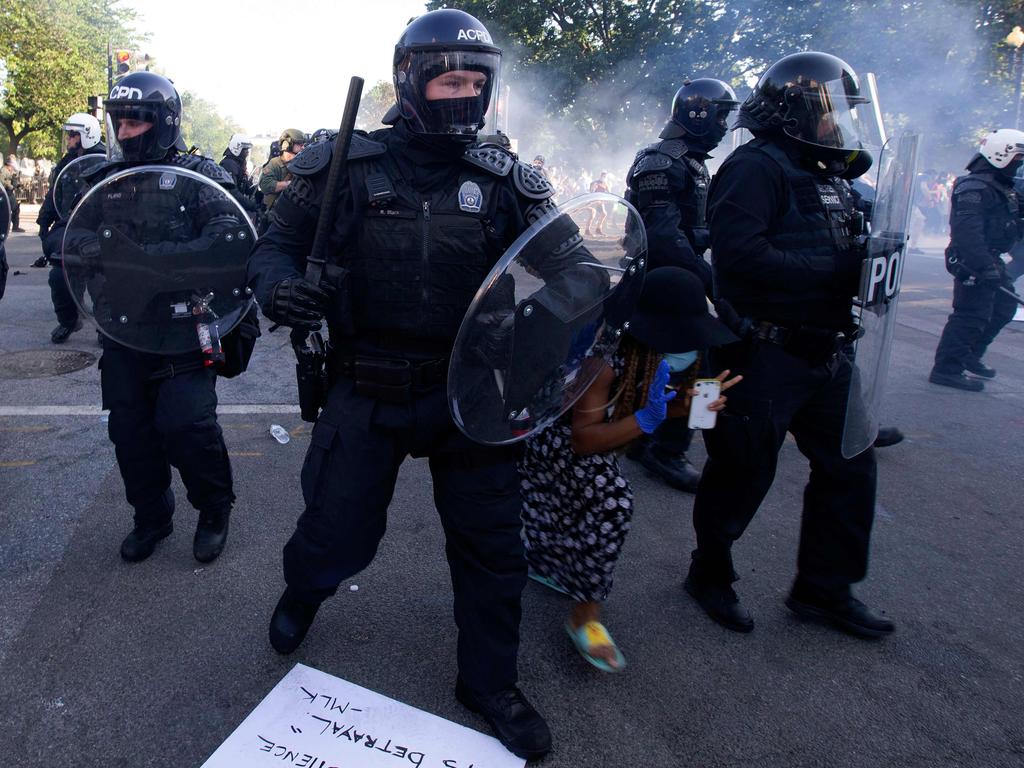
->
[52,154,108,221]
[62,165,255,355]
[842,132,920,458]
[448,192,647,445]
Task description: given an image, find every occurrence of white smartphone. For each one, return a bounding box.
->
[687,378,721,430]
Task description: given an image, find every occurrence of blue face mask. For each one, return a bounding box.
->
[663,351,698,372]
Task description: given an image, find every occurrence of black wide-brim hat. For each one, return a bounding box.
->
[625,266,738,352]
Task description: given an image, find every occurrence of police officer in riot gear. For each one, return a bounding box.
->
[220,133,255,193]
[930,129,1024,391]
[38,112,106,343]
[248,10,552,760]
[625,78,738,492]
[686,52,893,639]
[67,72,241,564]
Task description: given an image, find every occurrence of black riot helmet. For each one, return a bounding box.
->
[105,71,184,162]
[309,128,336,145]
[393,9,502,141]
[738,52,873,168]
[663,78,739,153]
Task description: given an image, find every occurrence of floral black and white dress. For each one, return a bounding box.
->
[519,357,634,603]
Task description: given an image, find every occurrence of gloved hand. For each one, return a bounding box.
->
[471,310,514,368]
[267,277,331,331]
[976,264,1005,285]
[634,359,677,434]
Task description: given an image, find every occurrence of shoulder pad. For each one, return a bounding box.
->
[169,154,234,187]
[288,133,387,177]
[512,161,554,200]
[654,139,687,159]
[631,147,673,175]
[463,145,516,177]
[349,132,387,160]
[288,140,331,176]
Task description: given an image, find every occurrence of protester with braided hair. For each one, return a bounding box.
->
[519,267,740,672]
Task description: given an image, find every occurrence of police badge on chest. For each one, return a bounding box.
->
[459,181,483,213]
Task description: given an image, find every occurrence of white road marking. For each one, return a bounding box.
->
[0,404,301,416]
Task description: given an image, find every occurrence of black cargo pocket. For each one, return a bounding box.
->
[703,396,773,469]
[300,419,339,507]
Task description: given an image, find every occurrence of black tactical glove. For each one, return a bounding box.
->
[471,310,515,369]
[976,264,1005,285]
[267,277,332,331]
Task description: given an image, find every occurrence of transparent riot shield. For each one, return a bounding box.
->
[0,184,10,243]
[52,154,108,220]
[448,192,647,445]
[61,165,256,355]
[842,132,920,458]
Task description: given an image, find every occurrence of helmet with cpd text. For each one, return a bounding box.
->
[105,71,183,162]
[393,9,502,141]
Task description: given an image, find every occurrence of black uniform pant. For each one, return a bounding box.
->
[284,378,526,695]
[691,341,877,593]
[100,344,234,526]
[934,278,1018,373]
[48,262,81,328]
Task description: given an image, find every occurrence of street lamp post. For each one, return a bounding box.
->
[1006,26,1024,129]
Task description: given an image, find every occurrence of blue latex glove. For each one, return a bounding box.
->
[634,359,677,434]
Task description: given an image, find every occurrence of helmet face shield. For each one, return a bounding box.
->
[105,108,160,162]
[681,95,738,138]
[395,49,500,138]
[784,76,869,153]
[61,130,82,155]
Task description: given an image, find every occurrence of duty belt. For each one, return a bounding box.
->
[753,321,850,364]
[330,355,447,403]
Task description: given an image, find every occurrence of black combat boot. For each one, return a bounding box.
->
[455,677,552,761]
[873,426,905,448]
[963,359,996,379]
[120,520,173,562]
[269,588,322,654]
[928,369,984,392]
[193,506,230,563]
[684,572,754,633]
[786,579,894,639]
[120,490,174,562]
[632,443,701,492]
[50,319,83,344]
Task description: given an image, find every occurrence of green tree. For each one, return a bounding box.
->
[428,0,1024,169]
[357,79,396,131]
[0,0,141,156]
[179,91,243,159]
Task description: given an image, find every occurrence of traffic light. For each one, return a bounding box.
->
[114,49,131,75]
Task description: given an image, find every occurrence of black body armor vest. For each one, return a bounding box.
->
[340,152,505,350]
[718,138,860,328]
[951,172,1022,257]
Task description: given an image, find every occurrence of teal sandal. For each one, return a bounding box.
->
[565,620,626,673]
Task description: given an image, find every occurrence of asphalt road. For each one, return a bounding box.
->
[1,213,1022,767]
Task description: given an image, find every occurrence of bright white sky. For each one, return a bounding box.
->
[124,0,429,137]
